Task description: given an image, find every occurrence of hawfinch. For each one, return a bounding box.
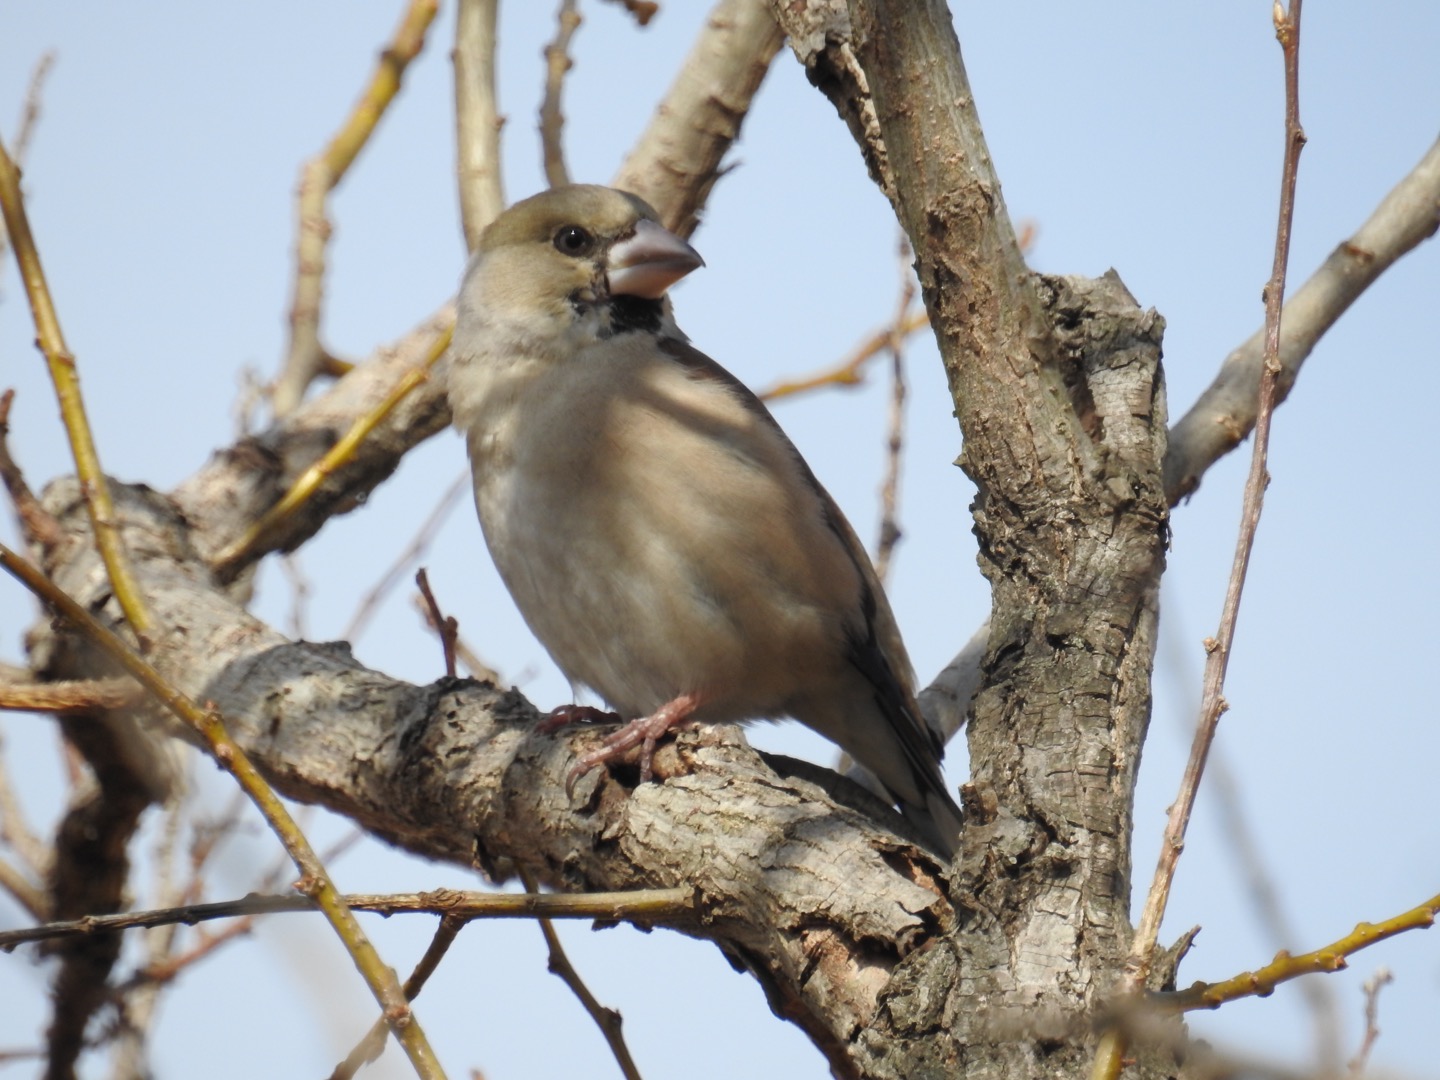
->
[447,185,962,857]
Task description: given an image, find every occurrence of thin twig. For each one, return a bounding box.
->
[413,594,502,684]
[518,866,645,1080]
[1157,606,1342,1065]
[540,0,582,188]
[344,471,468,642]
[873,235,917,583]
[0,51,55,260]
[0,675,140,714]
[1166,892,1434,1013]
[1093,5,1306,1077]
[0,543,446,1080]
[128,826,363,988]
[279,553,311,641]
[214,322,454,579]
[1346,968,1394,1076]
[330,914,467,1080]
[0,724,50,877]
[415,568,458,679]
[758,309,929,402]
[273,0,440,417]
[1166,133,1440,503]
[0,388,66,549]
[0,886,695,949]
[0,138,153,638]
[107,797,189,1078]
[0,858,44,920]
[454,0,506,251]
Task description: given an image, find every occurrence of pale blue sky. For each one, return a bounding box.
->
[2,3,1438,1077]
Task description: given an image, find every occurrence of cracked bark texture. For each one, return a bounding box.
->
[774,1,1175,1076]
[18,3,1191,1077]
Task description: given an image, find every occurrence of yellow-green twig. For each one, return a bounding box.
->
[274,0,441,416]
[1168,891,1438,1013]
[214,322,453,579]
[0,136,152,638]
[0,543,446,1080]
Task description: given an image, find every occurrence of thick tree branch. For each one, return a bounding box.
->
[767,1,894,203]
[29,477,958,1078]
[171,0,786,576]
[614,0,784,238]
[770,4,1174,1077]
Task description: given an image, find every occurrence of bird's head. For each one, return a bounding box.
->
[459,185,704,348]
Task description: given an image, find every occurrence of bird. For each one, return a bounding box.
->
[447,184,963,857]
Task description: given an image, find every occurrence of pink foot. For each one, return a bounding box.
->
[538,703,621,734]
[564,693,702,795]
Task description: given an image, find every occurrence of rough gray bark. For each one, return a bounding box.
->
[772,2,1175,1076]
[27,0,1413,1075]
[24,258,1170,1080]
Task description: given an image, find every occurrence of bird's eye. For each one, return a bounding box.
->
[553,225,594,256]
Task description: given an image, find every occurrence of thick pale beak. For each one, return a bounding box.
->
[607,219,704,300]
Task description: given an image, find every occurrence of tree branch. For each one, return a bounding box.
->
[28,476,956,1078]
[273,0,440,418]
[1165,134,1440,504]
[453,0,506,251]
[614,0,783,238]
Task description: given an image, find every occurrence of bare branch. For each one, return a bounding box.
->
[415,569,458,679]
[1096,7,1309,1076]
[1166,134,1440,503]
[414,593,502,684]
[766,1,893,203]
[0,50,55,260]
[0,542,447,1080]
[872,235,916,583]
[518,866,644,1080]
[273,0,440,418]
[0,675,140,714]
[332,915,467,1080]
[0,887,692,951]
[540,0,581,188]
[1348,968,1395,1076]
[0,389,65,550]
[212,323,453,581]
[345,471,469,642]
[1167,891,1435,1013]
[454,0,506,251]
[0,138,153,636]
[757,309,927,401]
[614,0,783,237]
[172,305,455,573]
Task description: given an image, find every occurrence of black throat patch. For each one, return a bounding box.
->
[605,295,664,336]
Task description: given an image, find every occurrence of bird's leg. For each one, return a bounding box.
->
[537,703,621,734]
[565,692,703,792]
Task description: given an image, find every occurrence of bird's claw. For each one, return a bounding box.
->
[557,694,702,798]
[539,703,620,734]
